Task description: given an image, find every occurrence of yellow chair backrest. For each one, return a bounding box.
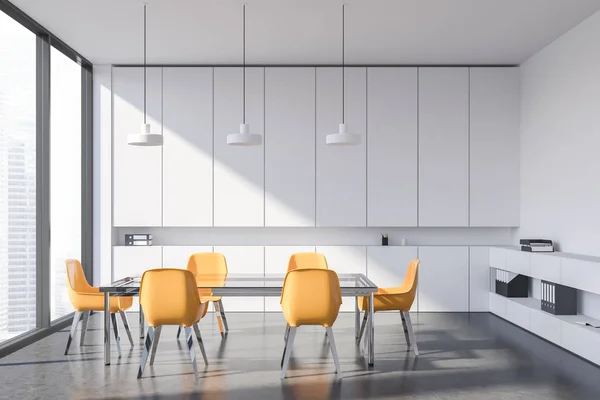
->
[187,252,228,297]
[140,268,201,327]
[281,269,341,327]
[397,259,419,308]
[187,253,227,281]
[287,252,328,272]
[65,259,96,297]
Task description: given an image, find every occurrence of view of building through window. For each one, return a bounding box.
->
[0,10,37,342]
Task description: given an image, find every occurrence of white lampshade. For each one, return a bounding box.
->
[326,123,360,146]
[227,123,262,146]
[127,123,163,146]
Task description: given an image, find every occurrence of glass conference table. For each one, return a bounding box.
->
[99,273,378,367]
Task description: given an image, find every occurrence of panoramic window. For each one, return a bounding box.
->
[0,10,37,343]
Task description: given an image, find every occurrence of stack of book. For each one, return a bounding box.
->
[520,239,554,252]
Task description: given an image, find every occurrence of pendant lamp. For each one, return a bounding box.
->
[326,4,360,146]
[128,4,162,146]
[227,4,262,146]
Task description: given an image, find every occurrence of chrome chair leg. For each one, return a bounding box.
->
[176,325,182,339]
[110,313,122,357]
[362,312,370,354]
[403,311,419,356]
[218,299,229,333]
[280,326,297,379]
[193,323,209,366]
[139,307,145,339]
[400,311,410,346]
[357,311,368,346]
[137,326,155,379]
[325,327,342,379]
[119,310,134,346]
[355,297,361,341]
[79,310,90,347]
[64,311,82,355]
[184,326,199,379]
[149,326,162,365]
[283,323,290,343]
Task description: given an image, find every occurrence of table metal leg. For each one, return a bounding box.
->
[139,305,145,339]
[355,296,360,341]
[368,292,375,366]
[104,292,111,365]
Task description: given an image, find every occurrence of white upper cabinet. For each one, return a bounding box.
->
[213,67,264,226]
[264,68,316,226]
[113,67,163,227]
[316,67,367,227]
[418,67,469,227]
[469,67,520,227]
[162,68,213,227]
[367,68,418,227]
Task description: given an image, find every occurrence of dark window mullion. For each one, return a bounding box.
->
[36,34,51,329]
[81,67,94,283]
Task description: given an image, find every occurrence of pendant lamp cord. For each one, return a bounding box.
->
[341,4,345,124]
[243,3,246,124]
[143,3,147,125]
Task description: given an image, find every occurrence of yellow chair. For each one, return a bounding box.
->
[287,252,329,271]
[64,259,134,356]
[280,268,343,379]
[176,252,229,339]
[138,268,209,379]
[358,259,420,356]
[283,252,330,342]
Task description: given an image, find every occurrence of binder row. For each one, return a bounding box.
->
[125,234,153,246]
[495,270,511,283]
[542,281,555,312]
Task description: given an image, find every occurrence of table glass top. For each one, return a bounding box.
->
[100,273,377,293]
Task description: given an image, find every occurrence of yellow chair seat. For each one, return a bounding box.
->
[71,289,133,313]
[66,259,133,313]
[358,261,418,313]
[200,295,222,302]
[358,289,413,313]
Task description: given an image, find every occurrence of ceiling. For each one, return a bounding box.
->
[8,0,600,65]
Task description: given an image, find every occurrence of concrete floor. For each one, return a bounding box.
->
[1,312,599,399]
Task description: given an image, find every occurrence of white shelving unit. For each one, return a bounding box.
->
[489,246,600,366]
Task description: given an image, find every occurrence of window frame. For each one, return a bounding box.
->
[0,0,93,356]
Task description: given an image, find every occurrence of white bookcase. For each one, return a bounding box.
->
[489,246,600,366]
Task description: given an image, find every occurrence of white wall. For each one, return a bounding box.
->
[520,9,600,318]
[95,65,520,309]
[520,9,600,258]
[92,65,112,286]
